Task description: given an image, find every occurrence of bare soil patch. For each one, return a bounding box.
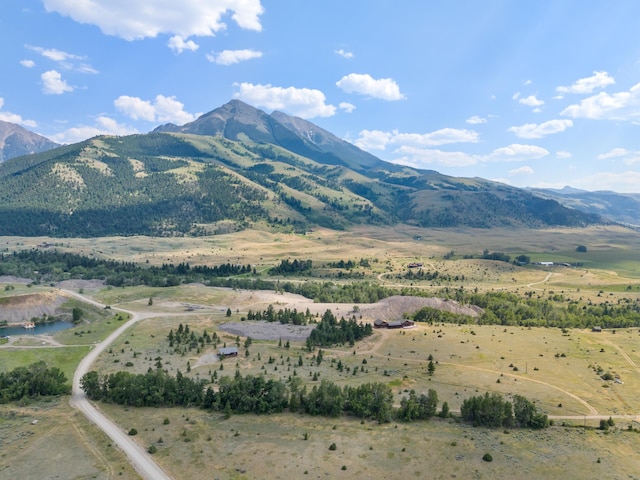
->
[0,291,67,324]
[219,321,316,341]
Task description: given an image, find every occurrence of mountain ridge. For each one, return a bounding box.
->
[0,101,606,237]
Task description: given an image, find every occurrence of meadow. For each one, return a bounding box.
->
[1,224,640,479]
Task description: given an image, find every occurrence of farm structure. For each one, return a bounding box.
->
[373,319,415,329]
[218,347,239,358]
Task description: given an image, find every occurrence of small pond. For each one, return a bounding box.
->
[0,321,74,337]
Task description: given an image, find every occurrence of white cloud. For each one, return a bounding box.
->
[561,83,640,121]
[353,130,392,150]
[354,127,479,151]
[393,128,480,147]
[41,70,73,94]
[557,71,615,94]
[0,99,38,127]
[26,45,96,73]
[167,35,199,53]
[206,49,262,65]
[466,115,486,125]
[508,119,573,139]
[391,147,479,168]
[597,147,629,160]
[50,116,138,144]
[487,144,549,162]
[27,45,82,62]
[518,95,544,108]
[338,102,355,113]
[114,94,197,124]
[42,0,264,40]
[233,82,336,118]
[336,73,405,101]
[509,166,534,176]
[556,150,572,159]
[597,147,640,165]
[335,49,353,59]
[20,59,35,68]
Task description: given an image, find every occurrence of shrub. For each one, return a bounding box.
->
[128,428,138,436]
[329,443,337,451]
[148,445,157,454]
[482,453,493,462]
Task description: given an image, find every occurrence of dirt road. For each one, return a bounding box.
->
[66,290,172,480]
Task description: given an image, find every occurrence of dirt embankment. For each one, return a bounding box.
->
[0,292,67,324]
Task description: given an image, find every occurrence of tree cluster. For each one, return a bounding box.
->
[306,309,373,349]
[245,305,313,325]
[460,392,548,428]
[0,361,70,403]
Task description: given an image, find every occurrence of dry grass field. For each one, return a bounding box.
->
[1,225,640,479]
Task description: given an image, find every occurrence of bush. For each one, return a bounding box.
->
[148,444,157,454]
[329,443,337,451]
[482,453,493,462]
[128,428,138,436]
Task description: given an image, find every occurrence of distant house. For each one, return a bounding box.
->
[592,326,602,333]
[374,319,415,329]
[218,346,238,358]
[408,262,424,268]
[538,262,554,266]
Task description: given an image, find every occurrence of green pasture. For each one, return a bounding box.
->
[0,346,89,381]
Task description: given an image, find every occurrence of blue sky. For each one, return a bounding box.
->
[3,1,640,193]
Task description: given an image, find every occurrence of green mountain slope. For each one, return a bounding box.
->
[0,102,604,237]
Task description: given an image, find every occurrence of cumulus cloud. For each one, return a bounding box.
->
[335,49,353,59]
[354,128,479,151]
[41,70,73,94]
[518,95,544,108]
[168,35,199,53]
[557,71,615,94]
[20,59,35,68]
[364,139,549,170]
[391,147,479,168]
[206,49,262,65]
[0,98,38,127]
[508,119,573,139]
[339,102,356,113]
[509,166,534,176]
[114,94,198,124]
[49,116,138,144]
[42,0,264,40]
[486,144,549,162]
[466,115,486,125]
[336,73,405,100]
[556,150,572,159]
[233,82,336,118]
[561,83,640,121]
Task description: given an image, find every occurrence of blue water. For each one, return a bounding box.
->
[0,321,74,337]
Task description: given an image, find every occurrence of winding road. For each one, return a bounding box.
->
[65,290,173,480]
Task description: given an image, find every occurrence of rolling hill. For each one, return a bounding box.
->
[0,100,604,237]
[529,186,640,228]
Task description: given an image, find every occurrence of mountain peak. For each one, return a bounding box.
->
[0,120,59,162]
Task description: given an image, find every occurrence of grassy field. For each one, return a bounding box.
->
[1,225,640,479]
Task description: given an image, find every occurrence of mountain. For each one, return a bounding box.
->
[154,99,394,173]
[0,100,605,237]
[0,120,60,162]
[529,186,640,227]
